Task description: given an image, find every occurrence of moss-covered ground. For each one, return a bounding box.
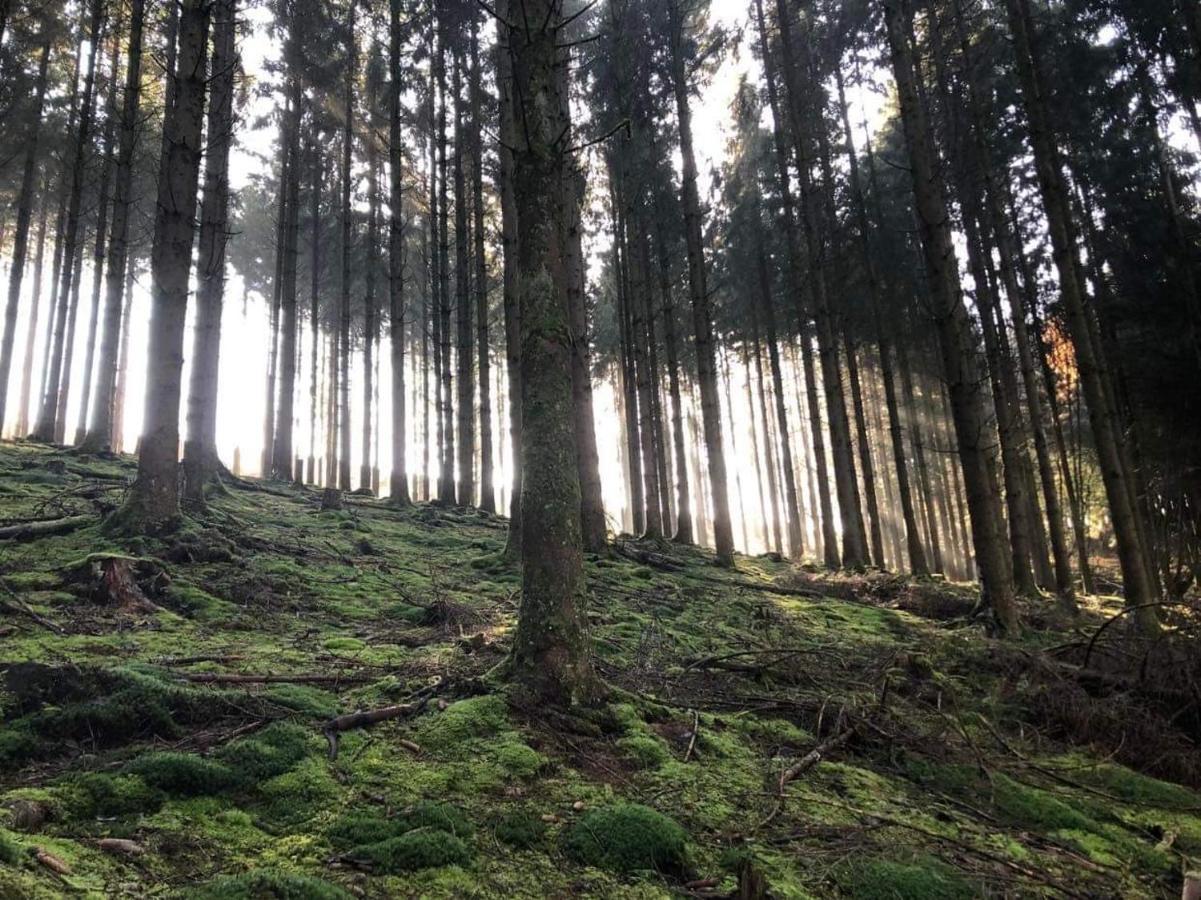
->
[1,441,1198,897]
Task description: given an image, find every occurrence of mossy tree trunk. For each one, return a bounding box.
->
[508,0,600,704]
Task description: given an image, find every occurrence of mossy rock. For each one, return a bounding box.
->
[73,773,164,818]
[563,803,687,874]
[127,752,237,797]
[835,855,975,900]
[349,830,472,873]
[186,869,352,899]
[494,810,546,849]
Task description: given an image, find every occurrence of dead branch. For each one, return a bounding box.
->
[179,672,372,685]
[321,680,445,759]
[778,727,856,792]
[0,514,91,541]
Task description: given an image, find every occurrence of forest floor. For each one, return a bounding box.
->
[0,442,1199,899]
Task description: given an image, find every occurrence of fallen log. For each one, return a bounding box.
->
[321,680,445,759]
[778,727,856,792]
[180,672,372,685]
[0,514,91,541]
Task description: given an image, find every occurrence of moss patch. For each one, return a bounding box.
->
[563,803,687,874]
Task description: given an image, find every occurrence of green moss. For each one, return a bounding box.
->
[127,752,237,796]
[326,812,398,850]
[414,694,508,752]
[0,828,22,865]
[836,856,975,900]
[350,830,472,873]
[992,775,1097,832]
[186,869,352,899]
[494,811,547,848]
[0,727,39,767]
[492,738,546,779]
[617,734,669,769]
[563,803,687,874]
[322,637,366,652]
[1074,762,1200,808]
[393,801,473,838]
[263,684,339,719]
[255,758,339,829]
[216,722,315,784]
[73,773,164,817]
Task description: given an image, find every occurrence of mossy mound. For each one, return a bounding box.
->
[0,828,21,865]
[73,773,165,818]
[215,722,315,784]
[494,811,546,848]
[349,830,472,873]
[186,869,352,899]
[836,855,976,900]
[563,803,687,874]
[127,752,237,797]
[326,801,472,851]
[413,695,508,752]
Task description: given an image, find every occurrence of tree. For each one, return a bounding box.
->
[508,0,600,703]
[118,0,212,526]
[387,0,410,505]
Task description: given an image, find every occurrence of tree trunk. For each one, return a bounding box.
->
[435,21,455,505]
[496,0,521,555]
[453,51,475,506]
[630,215,663,540]
[883,0,1018,633]
[183,0,236,499]
[33,0,105,443]
[751,309,783,556]
[119,0,210,526]
[337,2,356,494]
[362,55,380,496]
[653,220,692,544]
[1002,0,1157,632]
[0,37,51,433]
[508,0,600,704]
[85,0,146,451]
[17,193,51,439]
[469,9,493,513]
[388,0,410,505]
[668,0,733,566]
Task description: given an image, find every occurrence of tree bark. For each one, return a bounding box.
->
[653,218,692,544]
[469,8,494,513]
[0,37,51,431]
[33,0,105,443]
[337,1,356,494]
[667,0,733,566]
[119,0,211,526]
[184,0,236,499]
[1002,0,1157,631]
[453,51,475,507]
[388,0,410,505]
[509,0,600,704]
[883,0,1018,633]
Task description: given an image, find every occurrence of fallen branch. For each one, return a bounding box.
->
[0,514,91,541]
[322,680,445,759]
[778,727,855,793]
[0,579,64,634]
[180,672,372,685]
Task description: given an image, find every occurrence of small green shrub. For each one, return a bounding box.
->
[186,869,352,899]
[836,856,975,900]
[494,811,546,848]
[127,752,236,796]
[74,773,164,817]
[350,830,471,872]
[563,803,687,874]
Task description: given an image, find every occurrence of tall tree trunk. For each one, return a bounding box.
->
[86,0,147,451]
[362,56,380,495]
[453,52,475,506]
[112,263,136,452]
[883,0,1018,633]
[184,0,236,499]
[772,0,865,568]
[17,193,51,438]
[653,219,692,544]
[75,24,124,446]
[843,332,885,568]
[508,0,600,704]
[0,37,51,431]
[496,0,521,555]
[667,0,733,566]
[307,123,321,484]
[388,0,410,505]
[610,176,643,535]
[436,22,455,504]
[272,25,303,481]
[33,0,105,443]
[469,8,494,513]
[119,0,210,526]
[1001,0,1157,631]
[751,308,783,556]
[337,1,356,493]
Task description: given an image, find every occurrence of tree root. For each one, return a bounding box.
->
[0,514,92,541]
